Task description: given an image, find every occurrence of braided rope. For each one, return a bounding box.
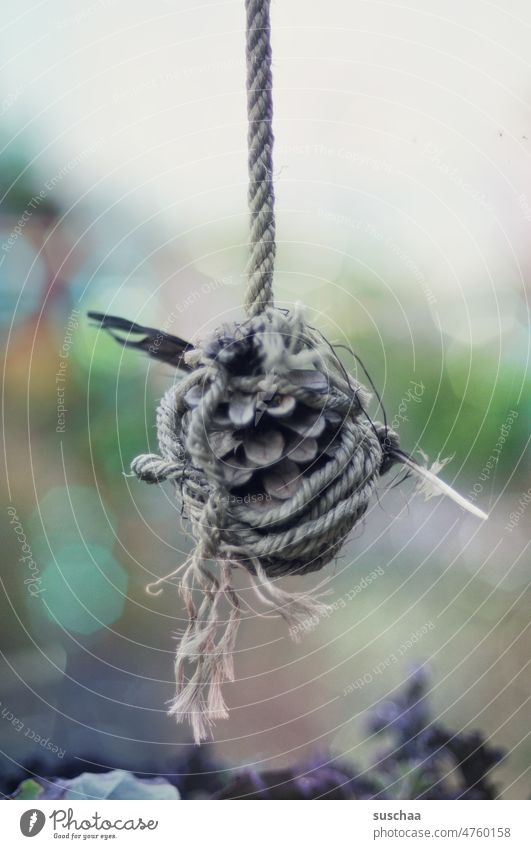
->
[244,0,276,317]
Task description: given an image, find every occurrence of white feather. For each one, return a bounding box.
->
[403,455,488,521]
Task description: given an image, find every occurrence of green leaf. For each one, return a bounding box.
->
[12,779,44,800]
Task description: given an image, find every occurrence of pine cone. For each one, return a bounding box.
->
[125,308,397,578]
[184,361,343,508]
[185,369,341,508]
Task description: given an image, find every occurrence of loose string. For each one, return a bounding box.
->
[244,0,276,317]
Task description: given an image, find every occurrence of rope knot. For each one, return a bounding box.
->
[133,308,389,579]
[129,308,397,739]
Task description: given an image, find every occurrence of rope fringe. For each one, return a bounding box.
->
[166,541,330,743]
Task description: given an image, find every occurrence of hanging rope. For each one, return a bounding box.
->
[91,0,488,744]
[244,0,276,317]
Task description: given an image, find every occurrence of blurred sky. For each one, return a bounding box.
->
[0,0,530,343]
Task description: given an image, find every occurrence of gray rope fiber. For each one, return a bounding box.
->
[244,0,276,317]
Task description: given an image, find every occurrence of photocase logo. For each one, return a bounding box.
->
[20,809,46,837]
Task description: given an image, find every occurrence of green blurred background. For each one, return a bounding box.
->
[0,0,529,798]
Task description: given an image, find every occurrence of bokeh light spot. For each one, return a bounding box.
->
[28,485,117,564]
[40,544,127,635]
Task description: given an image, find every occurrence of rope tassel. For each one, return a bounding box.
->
[168,557,241,743]
[167,549,331,742]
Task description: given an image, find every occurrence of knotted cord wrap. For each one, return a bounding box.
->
[244,0,276,317]
[131,308,399,741]
[133,310,394,575]
[114,0,488,743]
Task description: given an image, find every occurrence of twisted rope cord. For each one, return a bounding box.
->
[244,0,276,317]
